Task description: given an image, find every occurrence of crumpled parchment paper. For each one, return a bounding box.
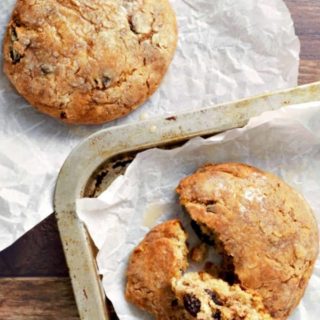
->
[0,0,300,250]
[77,102,320,320]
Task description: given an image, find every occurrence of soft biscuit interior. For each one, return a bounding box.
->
[171,272,272,320]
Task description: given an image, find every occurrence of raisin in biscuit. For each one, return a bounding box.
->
[3,0,177,124]
[177,163,319,320]
[172,272,272,320]
[126,220,188,320]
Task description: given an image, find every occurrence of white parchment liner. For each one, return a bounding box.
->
[0,0,300,250]
[78,102,320,320]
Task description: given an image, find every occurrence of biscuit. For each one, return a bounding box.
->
[126,220,188,320]
[172,272,272,319]
[3,0,177,124]
[176,163,319,320]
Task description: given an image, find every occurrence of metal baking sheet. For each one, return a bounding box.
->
[54,81,320,320]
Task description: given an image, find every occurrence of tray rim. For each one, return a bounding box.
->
[54,81,320,320]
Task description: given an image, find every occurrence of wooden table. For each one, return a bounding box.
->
[0,1,319,318]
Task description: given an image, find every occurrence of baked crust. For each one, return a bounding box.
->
[126,220,188,319]
[176,163,319,320]
[3,0,177,124]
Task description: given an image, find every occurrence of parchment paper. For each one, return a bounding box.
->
[0,0,300,250]
[77,102,320,320]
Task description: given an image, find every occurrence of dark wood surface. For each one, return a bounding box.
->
[1,1,320,318]
[0,278,79,320]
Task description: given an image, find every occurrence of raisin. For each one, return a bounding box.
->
[171,299,179,308]
[205,200,217,205]
[212,310,221,319]
[60,111,67,119]
[41,64,54,74]
[183,294,201,317]
[94,76,111,89]
[205,289,222,306]
[10,48,21,64]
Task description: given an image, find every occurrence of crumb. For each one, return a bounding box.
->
[190,243,208,263]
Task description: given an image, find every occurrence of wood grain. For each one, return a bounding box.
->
[0,278,79,320]
[0,0,319,319]
[285,0,320,84]
[299,60,320,85]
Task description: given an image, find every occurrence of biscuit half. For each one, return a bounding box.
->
[177,163,319,320]
[126,219,188,319]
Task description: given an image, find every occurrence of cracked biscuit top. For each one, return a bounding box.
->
[3,0,177,124]
[177,163,319,320]
[126,220,189,320]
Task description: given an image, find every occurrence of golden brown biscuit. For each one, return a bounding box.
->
[126,220,188,320]
[172,272,273,320]
[176,163,319,320]
[3,0,177,124]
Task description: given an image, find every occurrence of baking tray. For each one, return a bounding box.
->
[54,81,320,320]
